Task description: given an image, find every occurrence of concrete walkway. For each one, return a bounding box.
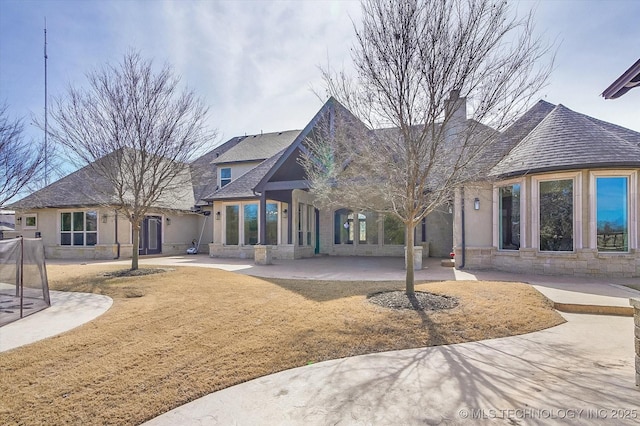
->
[144,313,638,426]
[0,290,112,352]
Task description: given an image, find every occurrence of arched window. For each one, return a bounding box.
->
[334,209,353,244]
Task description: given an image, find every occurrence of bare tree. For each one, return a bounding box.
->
[302,0,553,294]
[48,52,213,270]
[0,104,44,208]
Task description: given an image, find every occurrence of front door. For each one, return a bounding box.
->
[139,216,162,255]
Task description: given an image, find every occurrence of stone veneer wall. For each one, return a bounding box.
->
[457,247,640,278]
[209,243,315,260]
[631,298,640,388]
[43,244,119,260]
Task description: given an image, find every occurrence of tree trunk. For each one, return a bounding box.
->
[405,223,415,295]
[131,223,140,271]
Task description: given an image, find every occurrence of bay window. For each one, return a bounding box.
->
[499,184,521,250]
[539,179,574,251]
[596,176,629,252]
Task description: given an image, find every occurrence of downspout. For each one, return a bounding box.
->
[114,210,120,259]
[459,187,466,269]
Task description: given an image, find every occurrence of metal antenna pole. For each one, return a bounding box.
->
[20,237,24,319]
[44,17,49,186]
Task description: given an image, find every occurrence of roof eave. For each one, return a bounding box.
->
[210,194,259,201]
[490,161,640,179]
[602,59,640,100]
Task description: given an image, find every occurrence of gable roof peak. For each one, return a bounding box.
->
[212,129,301,164]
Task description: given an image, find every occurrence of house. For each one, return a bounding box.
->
[455,101,640,277]
[16,93,637,278]
[7,97,459,262]
[205,97,455,261]
[6,141,240,259]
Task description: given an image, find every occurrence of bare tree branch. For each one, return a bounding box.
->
[304,0,553,294]
[0,103,45,208]
[47,51,216,270]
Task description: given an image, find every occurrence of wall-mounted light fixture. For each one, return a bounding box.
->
[282,208,288,218]
[166,217,171,225]
[216,211,221,220]
[474,198,480,210]
[102,214,108,223]
[16,217,22,225]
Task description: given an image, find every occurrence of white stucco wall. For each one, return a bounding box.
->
[9,207,203,259]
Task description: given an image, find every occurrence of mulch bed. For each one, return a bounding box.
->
[367,290,459,311]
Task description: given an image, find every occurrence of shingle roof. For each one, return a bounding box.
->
[8,165,116,210]
[481,100,556,170]
[208,150,286,200]
[490,103,640,177]
[9,151,198,211]
[190,136,244,205]
[212,130,301,164]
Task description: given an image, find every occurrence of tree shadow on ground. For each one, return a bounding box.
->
[261,277,436,302]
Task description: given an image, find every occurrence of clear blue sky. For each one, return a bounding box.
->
[1,0,639,151]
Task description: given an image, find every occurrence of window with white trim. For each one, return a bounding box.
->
[243,204,258,245]
[266,203,278,245]
[23,213,37,230]
[225,205,239,245]
[334,208,353,244]
[539,179,573,251]
[60,211,97,246]
[595,176,629,252]
[224,202,266,246]
[220,168,231,187]
[499,184,520,250]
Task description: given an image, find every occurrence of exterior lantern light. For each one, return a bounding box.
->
[474,198,480,210]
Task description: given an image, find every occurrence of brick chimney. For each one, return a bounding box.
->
[444,89,467,146]
[444,89,467,124]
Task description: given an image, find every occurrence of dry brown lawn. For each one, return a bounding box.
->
[0,264,564,425]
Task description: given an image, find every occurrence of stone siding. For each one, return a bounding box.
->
[632,298,640,387]
[43,244,120,260]
[209,243,314,260]
[457,246,640,278]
